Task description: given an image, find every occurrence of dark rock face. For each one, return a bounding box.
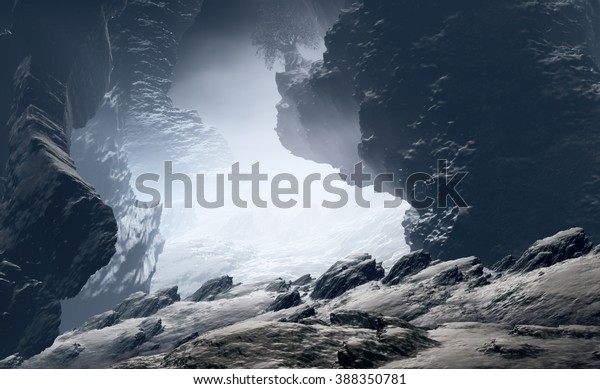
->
[114,286,180,320]
[274,1,361,175]
[61,99,165,330]
[275,60,361,173]
[334,312,433,369]
[511,228,593,273]
[330,311,414,332]
[0,29,15,174]
[382,250,432,285]
[79,311,121,332]
[433,266,464,286]
[188,276,234,302]
[173,332,200,349]
[275,0,600,264]
[112,318,163,356]
[107,0,231,179]
[0,0,124,359]
[492,256,517,273]
[61,0,230,330]
[282,306,316,323]
[61,100,165,330]
[268,290,301,312]
[311,254,384,300]
[477,340,544,360]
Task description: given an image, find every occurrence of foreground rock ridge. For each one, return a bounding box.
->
[6,228,599,369]
[275,0,600,263]
[0,0,124,359]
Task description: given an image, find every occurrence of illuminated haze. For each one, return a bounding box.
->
[147,2,410,296]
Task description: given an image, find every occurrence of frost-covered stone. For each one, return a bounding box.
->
[188,276,234,302]
[311,254,384,300]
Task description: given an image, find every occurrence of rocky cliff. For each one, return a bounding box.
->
[0,0,123,359]
[107,0,231,179]
[275,0,600,263]
[61,0,233,330]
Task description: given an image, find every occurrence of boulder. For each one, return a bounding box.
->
[310,254,384,300]
[382,251,432,285]
[188,276,233,302]
[511,228,593,273]
[281,306,316,323]
[433,266,464,286]
[114,286,180,320]
[267,291,301,312]
[492,256,516,272]
[265,278,291,293]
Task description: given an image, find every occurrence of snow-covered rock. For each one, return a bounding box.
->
[382,250,432,285]
[511,228,593,273]
[311,254,384,300]
[13,228,600,368]
[187,276,235,302]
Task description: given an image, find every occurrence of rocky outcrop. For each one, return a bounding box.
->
[0,0,124,359]
[311,254,384,300]
[275,59,361,173]
[330,310,413,332]
[62,0,233,329]
[274,1,361,174]
[187,276,234,302]
[108,0,232,179]
[510,325,600,339]
[320,230,599,328]
[61,99,164,330]
[112,318,163,356]
[267,290,301,312]
[281,306,317,323]
[274,0,600,264]
[118,319,436,369]
[382,250,432,285]
[265,278,291,293]
[433,266,464,286]
[79,311,121,332]
[13,228,600,369]
[113,286,180,320]
[78,286,180,332]
[510,228,593,273]
[492,256,516,273]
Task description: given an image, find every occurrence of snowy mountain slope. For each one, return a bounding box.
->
[8,228,599,368]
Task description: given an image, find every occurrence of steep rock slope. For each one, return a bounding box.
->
[275,1,360,174]
[62,100,164,331]
[0,0,123,359]
[62,0,233,329]
[108,0,231,178]
[275,0,600,263]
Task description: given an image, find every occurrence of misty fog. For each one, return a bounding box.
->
[145,4,410,296]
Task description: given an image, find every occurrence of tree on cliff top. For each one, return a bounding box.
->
[251,0,320,70]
